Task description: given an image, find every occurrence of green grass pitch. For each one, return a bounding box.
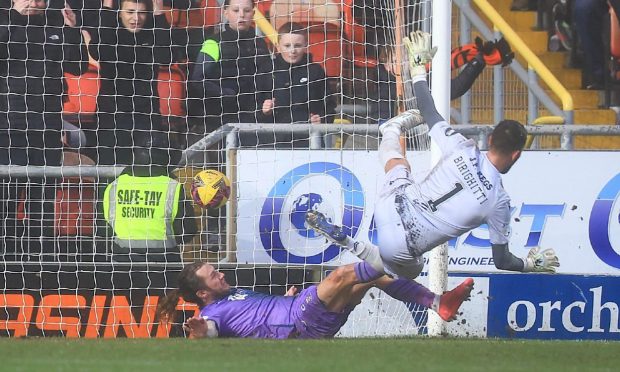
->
[0,338,618,371]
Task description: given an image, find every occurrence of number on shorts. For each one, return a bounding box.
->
[428,183,463,212]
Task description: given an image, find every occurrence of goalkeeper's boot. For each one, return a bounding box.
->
[379,109,422,136]
[305,210,347,245]
[437,278,474,321]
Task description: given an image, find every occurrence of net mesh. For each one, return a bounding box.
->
[0,0,434,338]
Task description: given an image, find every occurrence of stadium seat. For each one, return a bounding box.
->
[269,0,340,31]
[263,0,374,75]
[256,0,273,17]
[342,0,377,68]
[54,152,97,237]
[307,23,343,77]
[165,0,221,28]
[158,64,187,121]
[12,152,96,239]
[63,68,100,124]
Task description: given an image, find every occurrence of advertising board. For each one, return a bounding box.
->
[237,150,620,275]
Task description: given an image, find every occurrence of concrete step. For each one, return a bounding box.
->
[468,107,616,124]
[542,108,616,124]
[546,89,601,110]
[515,31,549,53]
[537,69,582,90]
[464,89,600,111]
[467,109,619,149]
[532,52,567,69]
[572,109,617,124]
[496,11,537,32]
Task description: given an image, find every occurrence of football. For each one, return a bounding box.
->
[191,169,231,209]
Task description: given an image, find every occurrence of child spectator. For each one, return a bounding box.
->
[88,0,176,165]
[260,22,335,125]
[257,22,335,147]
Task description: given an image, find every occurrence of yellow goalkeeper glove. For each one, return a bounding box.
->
[523,246,560,273]
[403,31,438,77]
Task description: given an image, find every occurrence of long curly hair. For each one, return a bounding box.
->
[156,262,207,323]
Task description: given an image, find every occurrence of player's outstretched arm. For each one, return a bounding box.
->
[403,31,444,129]
[183,316,219,339]
[523,246,560,273]
[492,244,560,273]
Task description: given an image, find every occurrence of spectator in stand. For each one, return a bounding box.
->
[0,0,88,255]
[88,0,177,165]
[187,0,272,134]
[572,0,608,89]
[260,22,335,125]
[258,22,336,146]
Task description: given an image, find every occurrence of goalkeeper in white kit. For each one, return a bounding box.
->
[307,31,560,279]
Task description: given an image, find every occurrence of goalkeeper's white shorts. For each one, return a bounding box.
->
[374,165,426,280]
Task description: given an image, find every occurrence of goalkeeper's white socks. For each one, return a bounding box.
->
[431,295,440,313]
[342,237,385,273]
[378,124,405,168]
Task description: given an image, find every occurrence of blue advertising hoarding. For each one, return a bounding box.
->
[486,274,620,340]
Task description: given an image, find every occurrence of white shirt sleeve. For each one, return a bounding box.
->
[428,120,470,154]
[205,319,219,338]
[487,199,511,245]
[198,315,220,338]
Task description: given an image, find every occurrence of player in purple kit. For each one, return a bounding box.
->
[157,261,474,339]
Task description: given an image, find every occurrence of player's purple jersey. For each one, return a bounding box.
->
[199,287,353,339]
[199,288,296,339]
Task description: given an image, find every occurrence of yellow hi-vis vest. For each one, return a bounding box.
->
[103,174,182,253]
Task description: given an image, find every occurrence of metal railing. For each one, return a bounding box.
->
[454,0,574,124]
[3,123,619,263]
[1,124,618,181]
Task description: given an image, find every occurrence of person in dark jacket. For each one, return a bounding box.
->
[256,22,335,147]
[88,0,176,165]
[0,0,88,166]
[187,0,272,133]
[260,22,335,125]
[0,0,88,256]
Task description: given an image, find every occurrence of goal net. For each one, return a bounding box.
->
[0,0,443,338]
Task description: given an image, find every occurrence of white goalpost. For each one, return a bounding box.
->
[427,0,453,338]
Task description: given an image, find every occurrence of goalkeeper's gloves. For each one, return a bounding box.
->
[450,37,515,69]
[475,36,515,67]
[403,31,437,77]
[523,246,560,273]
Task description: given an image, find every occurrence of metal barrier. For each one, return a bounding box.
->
[2,123,619,263]
[1,124,618,179]
[454,0,574,125]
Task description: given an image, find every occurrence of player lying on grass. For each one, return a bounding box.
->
[305,31,559,281]
[157,261,474,339]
